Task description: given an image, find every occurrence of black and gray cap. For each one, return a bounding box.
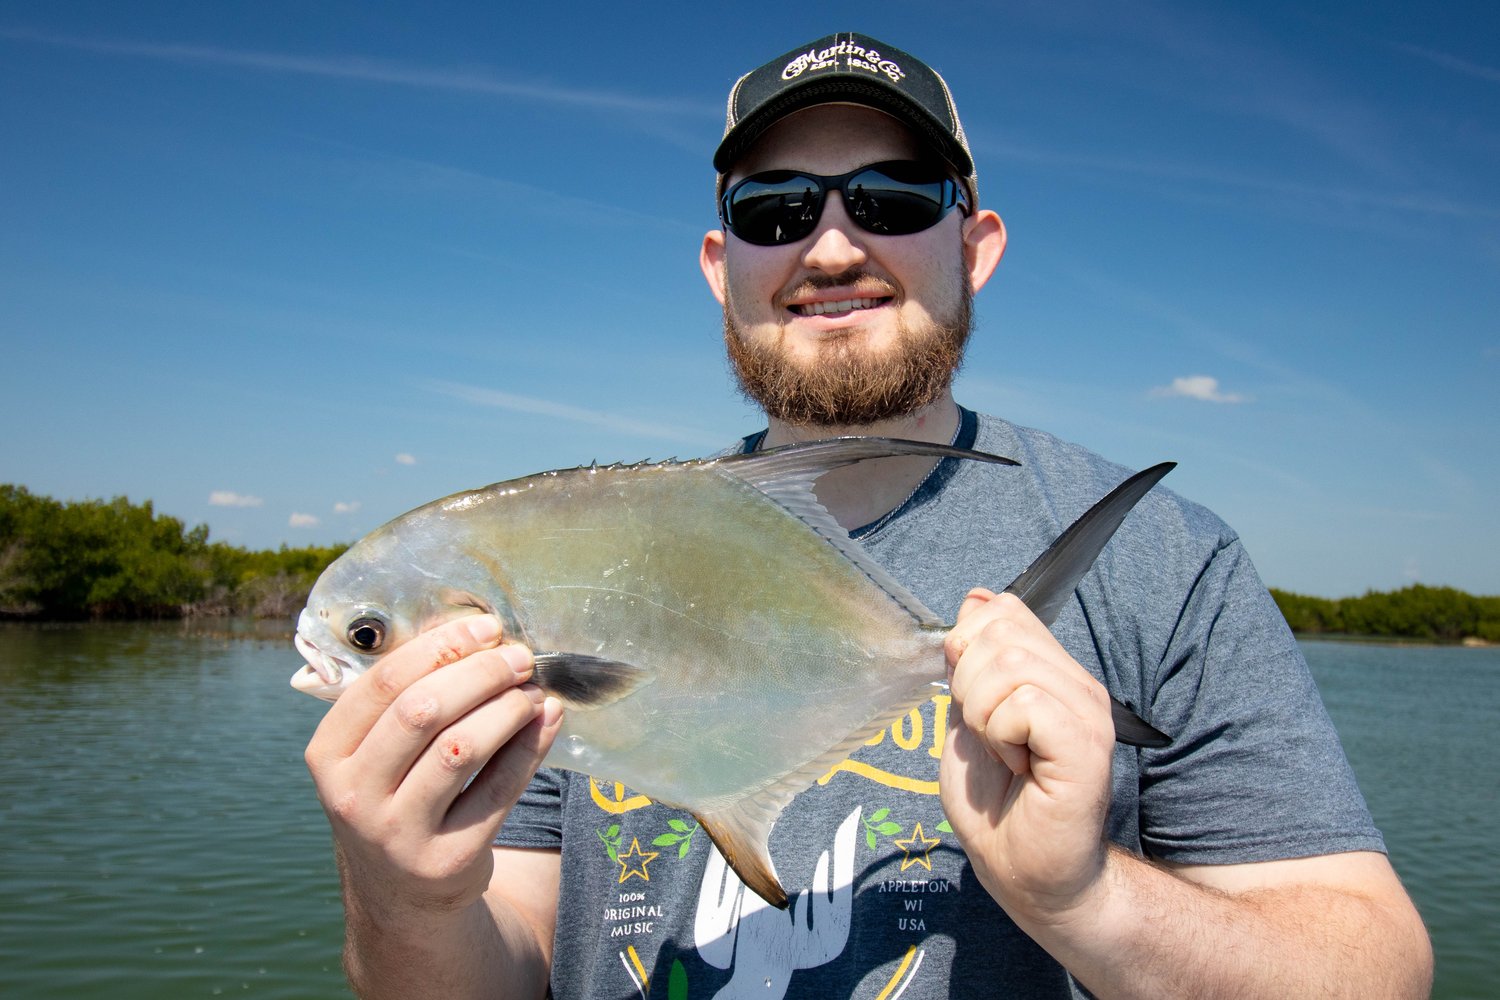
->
[714,32,977,204]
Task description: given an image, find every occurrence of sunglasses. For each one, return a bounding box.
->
[718,160,970,247]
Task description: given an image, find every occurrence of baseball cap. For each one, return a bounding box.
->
[714,33,977,204]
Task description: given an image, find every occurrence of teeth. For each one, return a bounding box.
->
[797,297,882,316]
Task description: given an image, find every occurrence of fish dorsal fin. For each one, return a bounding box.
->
[713,438,1019,630]
[531,652,652,709]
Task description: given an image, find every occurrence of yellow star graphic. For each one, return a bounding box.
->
[616,837,659,884]
[893,822,941,872]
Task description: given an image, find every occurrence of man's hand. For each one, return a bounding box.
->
[936,589,1432,998]
[938,587,1115,924]
[303,613,562,927]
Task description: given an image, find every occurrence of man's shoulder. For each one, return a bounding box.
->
[966,411,1234,546]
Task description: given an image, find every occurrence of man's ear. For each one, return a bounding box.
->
[963,209,1006,294]
[700,230,728,305]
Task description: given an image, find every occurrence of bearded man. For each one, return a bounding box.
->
[303,33,1431,1000]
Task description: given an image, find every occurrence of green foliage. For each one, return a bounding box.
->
[1270,585,1500,643]
[0,484,345,620]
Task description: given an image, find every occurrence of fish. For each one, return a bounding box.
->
[291,437,1174,908]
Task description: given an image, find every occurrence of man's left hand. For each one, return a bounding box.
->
[938,587,1116,924]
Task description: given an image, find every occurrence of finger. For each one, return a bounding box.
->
[949,611,1104,723]
[957,586,998,620]
[983,681,1114,790]
[945,591,1051,669]
[445,696,563,836]
[312,615,508,762]
[355,643,535,796]
[392,680,550,824]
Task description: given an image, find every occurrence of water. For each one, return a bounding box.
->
[1303,640,1500,1000]
[0,623,349,998]
[0,626,1494,998]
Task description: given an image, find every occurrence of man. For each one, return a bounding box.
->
[304,33,1432,999]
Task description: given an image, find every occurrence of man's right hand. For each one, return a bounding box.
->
[303,613,562,926]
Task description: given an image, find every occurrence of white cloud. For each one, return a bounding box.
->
[333,501,362,514]
[0,28,715,117]
[424,379,728,448]
[395,453,417,466]
[289,512,320,528]
[1149,375,1249,404]
[1396,43,1500,85]
[209,490,263,507]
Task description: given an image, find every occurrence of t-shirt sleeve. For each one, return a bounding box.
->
[1137,538,1386,864]
[495,766,566,849]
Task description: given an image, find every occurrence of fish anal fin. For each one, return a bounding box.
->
[693,803,789,910]
[531,652,651,710]
[688,682,939,911]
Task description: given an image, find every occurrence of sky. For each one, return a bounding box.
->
[1,1,1496,599]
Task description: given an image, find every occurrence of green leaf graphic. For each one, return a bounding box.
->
[678,840,691,859]
[596,825,623,863]
[668,959,689,1000]
[877,822,902,836]
[869,807,890,823]
[653,833,680,847]
[668,818,692,833]
[865,829,877,851]
[936,820,953,833]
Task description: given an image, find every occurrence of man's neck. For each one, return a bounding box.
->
[762,394,961,532]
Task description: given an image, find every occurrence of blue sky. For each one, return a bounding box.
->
[1,1,1495,598]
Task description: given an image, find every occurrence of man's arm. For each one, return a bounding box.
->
[939,590,1433,999]
[302,615,563,999]
[337,846,560,1000]
[1030,849,1429,999]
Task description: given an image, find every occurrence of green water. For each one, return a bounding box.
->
[0,623,349,998]
[0,625,1493,997]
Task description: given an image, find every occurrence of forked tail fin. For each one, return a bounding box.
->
[1003,463,1177,749]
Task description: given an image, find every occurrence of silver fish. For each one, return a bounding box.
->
[291,438,1172,908]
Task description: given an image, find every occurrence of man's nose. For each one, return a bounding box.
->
[800,194,869,274]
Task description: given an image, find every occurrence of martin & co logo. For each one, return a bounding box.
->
[781,41,904,84]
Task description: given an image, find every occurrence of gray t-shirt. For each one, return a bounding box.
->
[497,410,1382,999]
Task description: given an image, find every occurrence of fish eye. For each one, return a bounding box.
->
[346,616,387,652]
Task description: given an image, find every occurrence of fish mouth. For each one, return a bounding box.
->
[293,632,353,697]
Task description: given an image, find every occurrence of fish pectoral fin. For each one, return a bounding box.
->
[694,802,789,910]
[1111,699,1172,748]
[530,652,652,709]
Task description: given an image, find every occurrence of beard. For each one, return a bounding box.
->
[722,267,974,428]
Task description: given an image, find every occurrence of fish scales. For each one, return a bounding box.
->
[434,461,941,805]
[292,437,1175,907]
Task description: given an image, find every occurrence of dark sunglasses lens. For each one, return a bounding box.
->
[726,172,824,246]
[843,165,950,235]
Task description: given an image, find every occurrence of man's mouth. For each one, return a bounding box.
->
[788,295,890,317]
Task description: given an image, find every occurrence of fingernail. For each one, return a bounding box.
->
[542,696,562,727]
[499,643,533,677]
[466,615,501,643]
